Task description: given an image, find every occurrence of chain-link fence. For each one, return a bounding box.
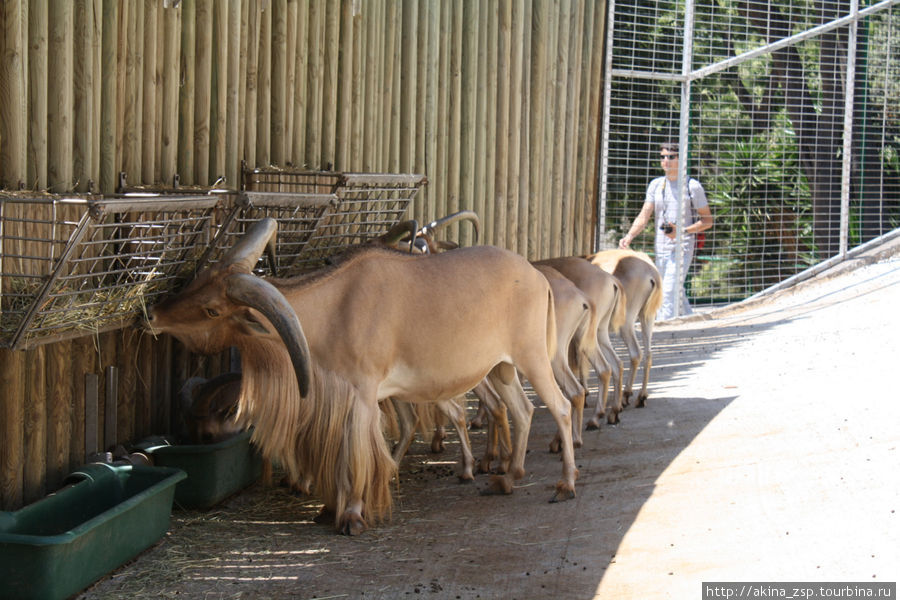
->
[598,0,900,309]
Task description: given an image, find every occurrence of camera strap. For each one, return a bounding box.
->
[659,177,695,227]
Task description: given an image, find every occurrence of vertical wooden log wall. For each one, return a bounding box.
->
[0,0,606,511]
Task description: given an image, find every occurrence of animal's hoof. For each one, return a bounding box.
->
[480,475,514,495]
[338,512,368,536]
[548,440,561,454]
[623,392,632,407]
[637,395,647,408]
[606,412,620,425]
[550,482,576,503]
[573,438,583,449]
[586,419,600,430]
[458,472,476,484]
[430,439,445,454]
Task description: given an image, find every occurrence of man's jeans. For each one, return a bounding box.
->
[655,246,693,320]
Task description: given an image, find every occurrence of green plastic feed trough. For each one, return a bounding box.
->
[146,429,263,509]
[0,463,186,600]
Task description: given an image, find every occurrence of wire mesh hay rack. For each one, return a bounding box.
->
[0,192,235,350]
[239,168,427,276]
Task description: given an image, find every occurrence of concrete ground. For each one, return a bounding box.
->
[80,240,900,600]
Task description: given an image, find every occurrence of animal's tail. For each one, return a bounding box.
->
[546,286,559,361]
[643,266,663,322]
[608,279,627,333]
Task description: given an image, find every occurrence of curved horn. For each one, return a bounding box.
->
[422,210,481,244]
[225,272,311,398]
[221,217,279,273]
[379,219,420,252]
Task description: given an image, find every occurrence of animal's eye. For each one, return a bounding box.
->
[206,308,220,318]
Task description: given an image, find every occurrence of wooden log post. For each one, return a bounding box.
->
[210,0,228,182]
[48,2,74,193]
[446,3,462,242]
[244,0,259,169]
[484,2,498,246]
[422,1,437,224]
[540,3,558,258]
[74,0,96,193]
[507,0,525,255]
[517,0,532,258]
[28,0,48,191]
[473,0,489,248]
[160,1,181,184]
[142,0,158,185]
[122,3,142,186]
[336,0,353,170]
[398,0,417,174]
[0,350,26,510]
[1,0,28,190]
[381,0,399,173]
[459,1,479,247]
[292,0,309,166]
[493,1,510,249]
[304,0,323,169]
[435,2,450,227]
[362,0,381,172]
[270,0,286,167]
[284,0,296,164]
[194,0,212,184]
[255,0,271,167]
[23,347,47,503]
[563,1,584,257]
[178,0,196,185]
[586,0,605,253]
[321,1,339,169]
[225,0,241,187]
[46,342,73,491]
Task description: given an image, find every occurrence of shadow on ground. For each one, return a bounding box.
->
[78,316,798,600]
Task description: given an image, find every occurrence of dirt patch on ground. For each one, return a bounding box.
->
[79,241,900,599]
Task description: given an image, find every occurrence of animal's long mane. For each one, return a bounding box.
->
[235,333,396,525]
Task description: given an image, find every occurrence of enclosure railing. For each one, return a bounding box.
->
[598,0,900,311]
[0,170,426,350]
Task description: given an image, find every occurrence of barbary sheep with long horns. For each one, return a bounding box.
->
[145,218,577,535]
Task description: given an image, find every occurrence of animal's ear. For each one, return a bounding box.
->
[234,309,272,336]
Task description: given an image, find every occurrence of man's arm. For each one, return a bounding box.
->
[619,200,655,248]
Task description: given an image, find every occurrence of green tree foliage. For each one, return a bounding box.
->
[605,0,899,301]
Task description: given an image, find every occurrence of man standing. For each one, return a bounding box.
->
[618,142,714,319]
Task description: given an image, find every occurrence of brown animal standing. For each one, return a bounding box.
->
[145,218,577,535]
[588,249,662,410]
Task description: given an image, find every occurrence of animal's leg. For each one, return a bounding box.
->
[549,351,586,451]
[390,398,419,464]
[469,399,488,429]
[522,361,578,502]
[598,328,624,424]
[618,324,641,407]
[487,400,512,474]
[439,398,475,482]
[584,344,613,429]
[472,379,510,474]
[637,318,654,407]
[335,396,395,536]
[338,499,367,536]
[481,364,533,495]
[430,423,447,453]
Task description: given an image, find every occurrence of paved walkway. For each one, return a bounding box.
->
[81,244,900,600]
